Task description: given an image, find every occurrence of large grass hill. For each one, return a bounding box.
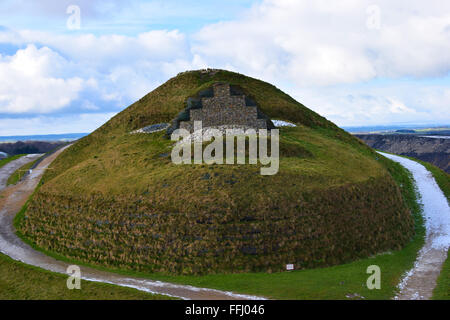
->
[18,69,414,275]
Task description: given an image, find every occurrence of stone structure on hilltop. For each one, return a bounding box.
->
[167,83,274,135]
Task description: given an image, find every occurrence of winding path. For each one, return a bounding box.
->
[0,148,265,300]
[378,152,450,300]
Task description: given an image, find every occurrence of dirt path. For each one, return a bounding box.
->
[0,154,42,189]
[0,146,265,300]
[378,152,450,300]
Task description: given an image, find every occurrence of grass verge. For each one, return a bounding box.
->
[14,155,424,299]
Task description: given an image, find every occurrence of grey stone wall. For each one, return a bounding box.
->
[177,83,273,132]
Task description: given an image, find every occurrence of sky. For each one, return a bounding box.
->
[0,0,449,135]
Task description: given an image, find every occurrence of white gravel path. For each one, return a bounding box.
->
[378,151,450,300]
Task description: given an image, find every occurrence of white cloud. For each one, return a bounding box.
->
[14,29,188,69]
[0,44,84,113]
[0,0,450,134]
[192,0,450,86]
[1,29,192,104]
[292,81,450,126]
[0,29,194,116]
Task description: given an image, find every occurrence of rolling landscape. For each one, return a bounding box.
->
[0,1,449,314]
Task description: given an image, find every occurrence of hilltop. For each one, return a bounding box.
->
[18,69,414,275]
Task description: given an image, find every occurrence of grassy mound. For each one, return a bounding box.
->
[18,70,415,275]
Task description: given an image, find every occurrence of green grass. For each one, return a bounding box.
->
[0,154,26,169]
[0,252,171,300]
[7,158,39,185]
[14,154,424,299]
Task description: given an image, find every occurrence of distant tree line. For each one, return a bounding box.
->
[0,141,67,156]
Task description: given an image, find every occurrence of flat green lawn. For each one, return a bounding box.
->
[15,155,425,300]
[0,154,26,169]
[7,158,39,185]
[0,252,171,300]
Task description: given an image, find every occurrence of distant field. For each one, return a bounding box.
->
[0,133,87,143]
[414,127,450,133]
[346,126,450,135]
